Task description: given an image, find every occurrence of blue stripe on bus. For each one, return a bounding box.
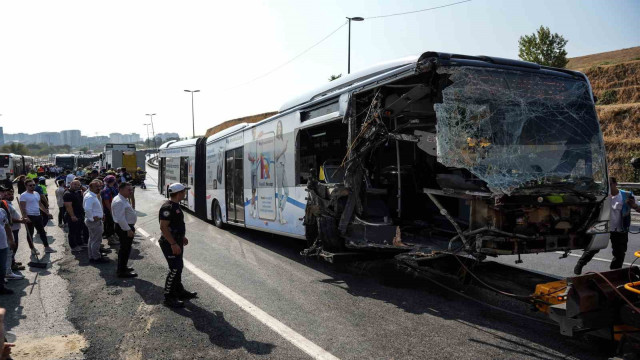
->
[243,194,306,210]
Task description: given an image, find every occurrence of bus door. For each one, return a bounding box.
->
[225,148,244,224]
[180,156,189,206]
[158,157,166,195]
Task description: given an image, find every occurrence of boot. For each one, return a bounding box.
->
[178,289,198,300]
[573,262,584,275]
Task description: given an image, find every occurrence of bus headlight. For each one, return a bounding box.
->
[586,221,608,234]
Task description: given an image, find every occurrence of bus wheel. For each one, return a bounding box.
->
[213,201,224,229]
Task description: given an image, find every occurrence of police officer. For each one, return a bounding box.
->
[159,183,197,308]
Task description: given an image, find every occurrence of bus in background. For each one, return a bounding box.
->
[0,153,34,180]
[55,154,77,170]
[22,155,34,174]
[157,139,206,217]
[158,50,610,260]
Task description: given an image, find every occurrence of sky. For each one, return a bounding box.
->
[0,0,638,139]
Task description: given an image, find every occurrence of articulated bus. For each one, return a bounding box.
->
[158,51,610,259]
[0,153,34,180]
[55,154,77,170]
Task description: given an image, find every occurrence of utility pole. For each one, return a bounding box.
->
[145,113,157,149]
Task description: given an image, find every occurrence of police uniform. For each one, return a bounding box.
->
[158,199,195,305]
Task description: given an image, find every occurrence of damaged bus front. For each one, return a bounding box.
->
[304,52,610,260]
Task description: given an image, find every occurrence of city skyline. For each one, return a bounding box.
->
[0,128,144,146]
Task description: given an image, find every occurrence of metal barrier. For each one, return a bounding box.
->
[619,183,640,190]
[146,154,159,169]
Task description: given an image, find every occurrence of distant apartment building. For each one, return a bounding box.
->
[109,133,141,143]
[3,130,140,148]
[61,130,82,147]
[0,126,4,145]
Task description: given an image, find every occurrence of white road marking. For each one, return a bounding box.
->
[137,228,150,238]
[554,251,635,266]
[136,227,339,360]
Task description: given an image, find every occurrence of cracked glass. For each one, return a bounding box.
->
[434,66,607,196]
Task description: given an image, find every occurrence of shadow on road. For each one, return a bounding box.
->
[70,246,276,357]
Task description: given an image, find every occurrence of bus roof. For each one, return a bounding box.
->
[158,140,178,149]
[206,122,248,144]
[278,55,420,113]
[162,138,199,149]
[205,51,590,143]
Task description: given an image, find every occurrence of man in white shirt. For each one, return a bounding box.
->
[111,182,138,277]
[84,180,107,264]
[19,179,55,254]
[575,177,639,274]
[65,171,76,187]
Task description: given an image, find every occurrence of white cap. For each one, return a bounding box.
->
[168,183,190,194]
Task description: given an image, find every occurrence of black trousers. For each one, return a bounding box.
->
[58,206,66,225]
[578,232,629,270]
[66,215,88,248]
[11,229,19,265]
[159,235,184,298]
[116,224,135,273]
[103,211,115,238]
[26,215,49,247]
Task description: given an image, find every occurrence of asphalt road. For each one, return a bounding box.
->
[5,168,631,359]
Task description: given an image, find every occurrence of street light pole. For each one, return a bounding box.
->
[346,17,364,74]
[145,113,157,149]
[184,90,200,138]
[143,123,151,148]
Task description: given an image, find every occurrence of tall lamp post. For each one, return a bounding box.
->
[346,17,364,74]
[184,90,200,138]
[145,113,157,149]
[143,123,151,148]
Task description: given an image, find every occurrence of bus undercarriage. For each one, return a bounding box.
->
[303,55,609,262]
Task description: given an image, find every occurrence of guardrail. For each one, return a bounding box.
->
[146,154,159,169]
[619,183,640,190]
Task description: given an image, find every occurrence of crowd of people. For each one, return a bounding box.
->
[1,163,193,314]
[0,166,147,291]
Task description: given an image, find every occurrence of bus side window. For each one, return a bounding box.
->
[296,120,348,186]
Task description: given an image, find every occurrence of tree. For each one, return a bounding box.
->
[328,74,342,82]
[518,26,568,68]
[0,143,28,155]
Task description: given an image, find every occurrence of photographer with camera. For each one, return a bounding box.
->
[575,177,639,274]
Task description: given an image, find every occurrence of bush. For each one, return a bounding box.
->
[597,89,618,105]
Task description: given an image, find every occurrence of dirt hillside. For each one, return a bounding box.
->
[567,46,640,181]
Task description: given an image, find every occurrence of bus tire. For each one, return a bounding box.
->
[213,201,224,229]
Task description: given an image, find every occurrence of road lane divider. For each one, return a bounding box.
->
[136,227,339,360]
[554,251,633,266]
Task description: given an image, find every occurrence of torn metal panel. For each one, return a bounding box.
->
[434,66,607,196]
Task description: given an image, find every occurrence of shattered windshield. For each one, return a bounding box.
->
[434,66,607,196]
